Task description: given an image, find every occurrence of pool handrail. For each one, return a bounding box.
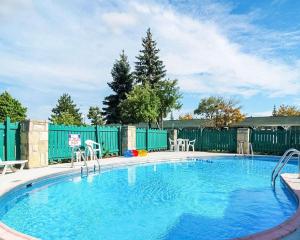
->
[271,148,300,187]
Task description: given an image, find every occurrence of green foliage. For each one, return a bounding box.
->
[51,112,78,125]
[103,50,133,124]
[135,28,166,86]
[49,93,82,125]
[0,91,27,122]
[155,79,182,125]
[194,96,245,127]
[109,29,181,127]
[87,106,104,125]
[119,84,160,124]
[194,96,224,119]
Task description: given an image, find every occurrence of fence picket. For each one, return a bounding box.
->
[178,128,237,152]
[0,117,20,161]
[250,128,300,155]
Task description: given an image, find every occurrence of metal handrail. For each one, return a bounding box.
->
[271,148,300,187]
[249,143,254,156]
[271,148,298,182]
[238,142,254,156]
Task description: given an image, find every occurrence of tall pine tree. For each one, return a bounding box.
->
[49,93,82,125]
[135,28,166,86]
[103,50,133,124]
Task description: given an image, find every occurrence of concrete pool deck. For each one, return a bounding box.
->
[0,151,300,240]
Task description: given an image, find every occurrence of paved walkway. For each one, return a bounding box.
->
[0,151,300,240]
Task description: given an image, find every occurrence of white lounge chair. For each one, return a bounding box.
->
[85,140,102,160]
[0,159,28,175]
[187,139,196,152]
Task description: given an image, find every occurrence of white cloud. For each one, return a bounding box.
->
[102,12,137,33]
[0,0,300,119]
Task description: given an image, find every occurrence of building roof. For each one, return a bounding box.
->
[108,116,300,129]
[231,116,300,128]
[134,119,214,129]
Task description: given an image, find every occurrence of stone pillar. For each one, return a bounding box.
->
[20,120,48,168]
[121,125,136,155]
[237,128,250,154]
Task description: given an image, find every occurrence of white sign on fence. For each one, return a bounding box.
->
[68,134,81,147]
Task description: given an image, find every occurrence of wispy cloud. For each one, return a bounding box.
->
[0,0,300,118]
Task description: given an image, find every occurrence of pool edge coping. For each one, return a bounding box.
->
[0,153,299,240]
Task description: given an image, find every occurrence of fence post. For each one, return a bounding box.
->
[237,128,250,154]
[20,120,48,168]
[5,117,11,160]
[121,125,136,155]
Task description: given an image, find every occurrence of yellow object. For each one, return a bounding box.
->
[138,150,148,157]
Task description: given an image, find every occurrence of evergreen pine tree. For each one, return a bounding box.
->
[272,105,277,116]
[49,93,82,125]
[135,28,166,86]
[103,50,133,124]
[88,106,104,125]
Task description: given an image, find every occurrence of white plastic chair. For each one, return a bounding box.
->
[85,140,102,160]
[177,138,185,151]
[187,139,196,152]
[169,138,176,151]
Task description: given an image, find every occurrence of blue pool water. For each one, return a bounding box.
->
[0,156,298,240]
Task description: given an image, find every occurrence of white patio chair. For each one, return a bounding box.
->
[187,139,196,152]
[177,138,185,151]
[169,138,176,151]
[85,140,102,160]
[0,159,28,175]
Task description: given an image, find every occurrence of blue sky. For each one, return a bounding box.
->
[1,0,300,119]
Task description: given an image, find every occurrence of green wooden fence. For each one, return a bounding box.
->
[136,128,147,150]
[48,124,120,162]
[251,128,300,155]
[147,129,168,151]
[178,128,237,152]
[0,117,20,161]
[136,128,168,151]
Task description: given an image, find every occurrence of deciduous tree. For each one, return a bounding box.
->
[119,84,160,126]
[179,113,193,120]
[88,106,104,125]
[194,96,245,127]
[155,79,182,128]
[0,91,27,122]
[273,104,300,116]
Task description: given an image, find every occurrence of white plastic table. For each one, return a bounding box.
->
[176,139,189,152]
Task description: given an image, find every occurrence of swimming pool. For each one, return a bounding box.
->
[0,156,298,240]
